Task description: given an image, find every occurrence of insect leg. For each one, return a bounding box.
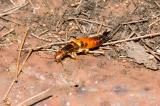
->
[88,50,105,55]
[83,49,89,54]
[69,52,78,60]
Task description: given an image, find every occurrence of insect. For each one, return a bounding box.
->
[55,31,111,62]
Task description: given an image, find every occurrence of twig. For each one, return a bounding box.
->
[149,18,160,27]
[76,0,83,10]
[30,30,52,42]
[68,17,112,28]
[55,9,67,31]
[127,31,135,38]
[17,88,52,106]
[121,18,149,25]
[20,41,69,51]
[17,50,33,77]
[17,85,70,106]
[16,28,29,75]
[152,13,160,19]
[109,24,122,38]
[103,32,160,45]
[0,28,14,38]
[2,80,15,104]
[128,25,160,62]
[154,1,160,8]
[3,50,32,104]
[155,51,160,56]
[39,49,57,52]
[74,18,84,34]
[27,0,34,8]
[97,17,104,34]
[0,2,28,17]
[0,17,24,26]
[36,29,49,37]
[3,28,31,102]
[144,45,160,61]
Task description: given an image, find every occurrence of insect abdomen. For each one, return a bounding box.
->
[78,37,102,49]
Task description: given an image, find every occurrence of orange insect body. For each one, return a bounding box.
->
[72,37,102,49]
[55,31,110,62]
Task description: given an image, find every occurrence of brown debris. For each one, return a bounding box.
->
[0,0,160,106]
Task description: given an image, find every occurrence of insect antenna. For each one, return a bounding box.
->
[100,30,112,43]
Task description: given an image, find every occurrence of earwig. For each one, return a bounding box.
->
[55,31,111,62]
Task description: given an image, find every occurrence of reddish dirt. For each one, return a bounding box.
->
[0,0,160,106]
[0,43,160,106]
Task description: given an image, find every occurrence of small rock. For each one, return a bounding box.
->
[124,42,158,70]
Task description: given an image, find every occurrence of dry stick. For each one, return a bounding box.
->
[71,2,80,7]
[21,41,69,51]
[0,17,24,26]
[127,30,135,38]
[110,24,122,37]
[154,1,160,8]
[31,30,52,42]
[128,25,160,61]
[0,28,14,38]
[102,32,160,45]
[68,17,111,28]
[38,29,49,37]
[121,18,149,25]
[17,50,33,77]
[149,18,160,27]
[55,9,66,31]
[17,85,69,106]
[3,28,30,102]
[16,28,29,75]
[97,17,104,34]
[27,0,35,8]
[144,45,160,61]
[3,50,32,102]
[2,80,15,103]
[155,52,160,56]
[76,0,83,10]
[0,2,28,17]
[74,18,84,34]
[17,87,52,106]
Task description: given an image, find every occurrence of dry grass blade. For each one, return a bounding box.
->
[0,28,14,38]
[17,85,69,106]
[2,80,15,104]
[16,27,29,75]
[74,18,84,34]
[3,28,31,103]
[0,2,29,17]
[17,88,52,106]
[128,24,160,62]
[17,50,32,77]
[103,32,160,45]
[30,30,51,42]
[0,16,24,26]
[121,18,149,25]
[68,17,112,28]
[21,41,69,51]
[154,1,160,8]
[149,18,160,27]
